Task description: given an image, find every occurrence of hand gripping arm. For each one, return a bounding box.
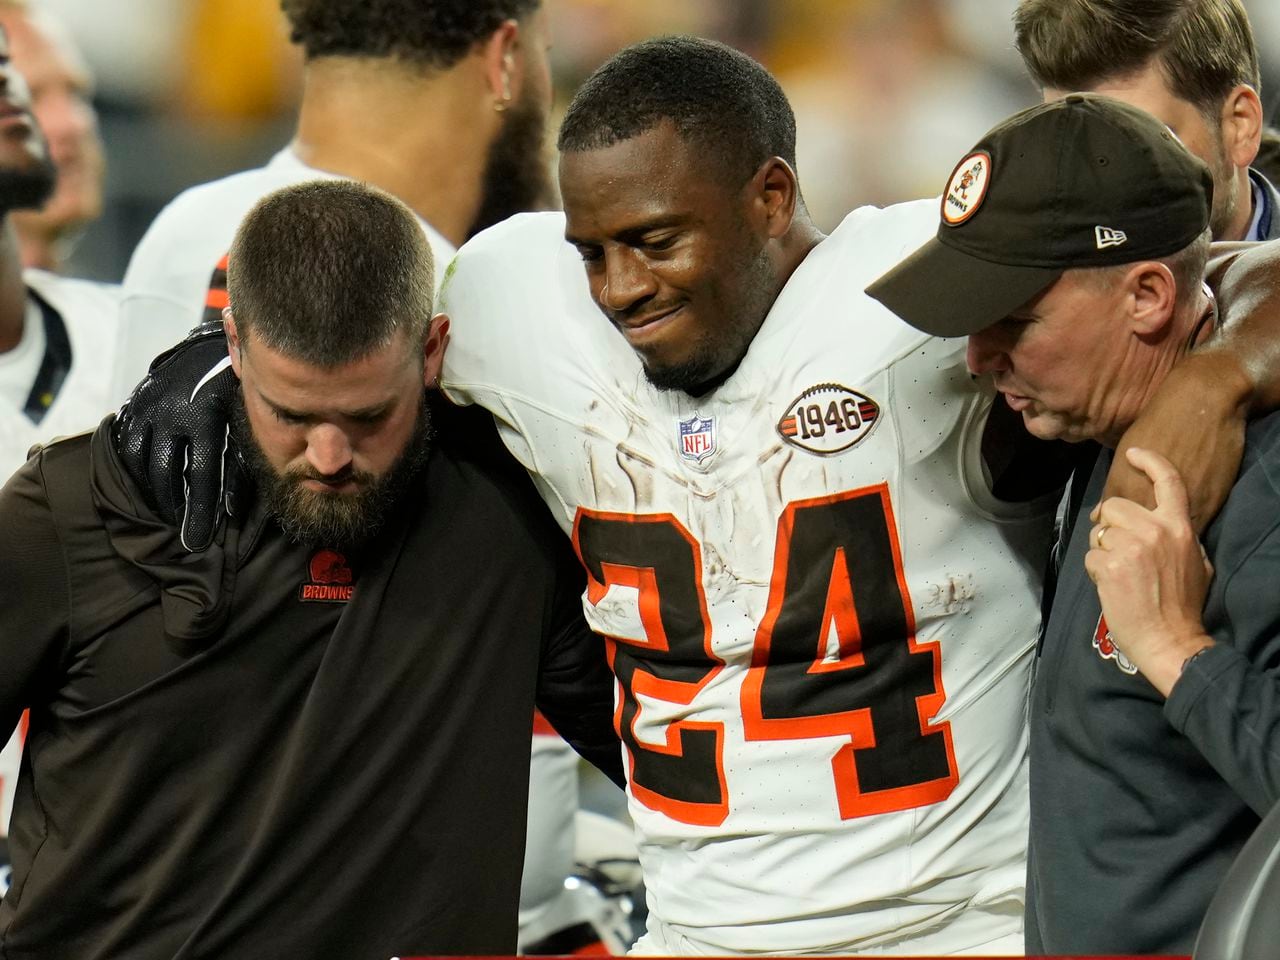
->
[112,321,241,551]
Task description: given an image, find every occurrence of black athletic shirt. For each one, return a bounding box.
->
[0,402,622,959]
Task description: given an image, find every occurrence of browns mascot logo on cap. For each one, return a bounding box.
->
[942,152,990,225]
[865,93,1213,339]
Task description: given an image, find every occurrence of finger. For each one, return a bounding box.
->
[1124,447,1190,522]
[222,432,248,520]
[180,496,218,553]
[1100,444,1157,510]
[180,427,228,552]
[1083,545,1124,586]
[1094,495,1160,535]
[149,431,189,525]
[1083,547,1101,584]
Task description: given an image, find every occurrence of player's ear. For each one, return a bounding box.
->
[223,307,244,378]
[751,157,800,241]
[481,19,520,111]
[1127,262,1178,338]
[423,314,451,388]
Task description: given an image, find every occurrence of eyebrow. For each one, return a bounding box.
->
[565,214,687,247]
[258,390,393,422]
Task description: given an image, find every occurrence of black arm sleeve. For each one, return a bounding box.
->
[0,455,70,737]
[430,395,624,787]
[534,536,625,789]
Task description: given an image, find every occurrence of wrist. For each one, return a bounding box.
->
[1140,633,1215,699]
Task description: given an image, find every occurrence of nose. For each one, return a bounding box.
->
[597,247,657,313]
[305,424,354,479]
[966,330,1009,377]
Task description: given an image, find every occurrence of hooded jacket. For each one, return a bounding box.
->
[0,401,621,960]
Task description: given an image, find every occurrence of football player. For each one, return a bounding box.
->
[111,36,1280,955]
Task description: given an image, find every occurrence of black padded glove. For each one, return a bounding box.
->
[113,321,243,552]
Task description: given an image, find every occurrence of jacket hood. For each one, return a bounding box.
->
[89,415,256,655]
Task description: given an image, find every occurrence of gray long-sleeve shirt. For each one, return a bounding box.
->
[1028,410,1280,955]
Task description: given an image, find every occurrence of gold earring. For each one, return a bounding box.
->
[494,60,513,112]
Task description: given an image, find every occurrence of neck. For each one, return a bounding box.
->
[1102,292,1216,447]
[291,57,500,247]
[777,215,828,287]
[0,220,28,353]
[1223,169,1258,241]
[10,213,73,273]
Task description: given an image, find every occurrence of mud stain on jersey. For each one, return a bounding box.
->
[922,574,976,615]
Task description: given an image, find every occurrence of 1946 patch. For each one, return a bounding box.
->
[777,384,880,456]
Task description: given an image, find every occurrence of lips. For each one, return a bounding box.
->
[1001,391,1033,412]
[301,477,360,496]
[0,100,33,130]
[615,304,684,344]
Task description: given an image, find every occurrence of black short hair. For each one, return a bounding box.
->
[227,180,434,367]
[557,36,798,186]
[281,0,541,69]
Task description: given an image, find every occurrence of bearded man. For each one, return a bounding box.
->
[0,180,618,960]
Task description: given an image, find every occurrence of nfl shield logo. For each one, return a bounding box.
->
[678,413,716,463]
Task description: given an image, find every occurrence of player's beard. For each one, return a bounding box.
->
[231,390,434,550]
[640,242,776,395]
[466,88,554,239]
[0,156,56,215]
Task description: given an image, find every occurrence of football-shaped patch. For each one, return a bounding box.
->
[777,383,880,456]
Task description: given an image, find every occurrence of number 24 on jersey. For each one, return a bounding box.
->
[573,483,959,827]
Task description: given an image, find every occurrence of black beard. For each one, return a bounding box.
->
[466,92,554,239]
[0,157,56,214]
[636,245,775,396]
[231,391,433,550]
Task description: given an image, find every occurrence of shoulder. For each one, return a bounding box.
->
[787,198,939,316]
[826,197,939,262]
[1203,410,1280,564]
[1241,409,1280,494]
[438,212,579,393]
[443,211,567,286]
[122,161,308,287]
[25,269,122,321]
[421,398,566,564]
[1,430,94,519]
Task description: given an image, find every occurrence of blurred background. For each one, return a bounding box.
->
[35,0,1280,282]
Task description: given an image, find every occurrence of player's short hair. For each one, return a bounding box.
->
[557,36,798,187]
[280,0,541,69]
[227,180,434,367]
[1013,0,1261,119]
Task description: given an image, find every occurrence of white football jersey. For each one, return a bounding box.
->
[112,147,457,405]
[440,202,1055,954]
[0,271,121,484]
[1,270,121,835]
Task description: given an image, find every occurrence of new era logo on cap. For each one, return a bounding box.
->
[1095,225,1128,249]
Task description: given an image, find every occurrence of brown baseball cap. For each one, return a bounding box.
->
[865,93,1213,338]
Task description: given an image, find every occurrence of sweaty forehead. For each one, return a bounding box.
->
[559,124,731,238]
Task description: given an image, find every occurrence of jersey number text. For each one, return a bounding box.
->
[572,485,958,827]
